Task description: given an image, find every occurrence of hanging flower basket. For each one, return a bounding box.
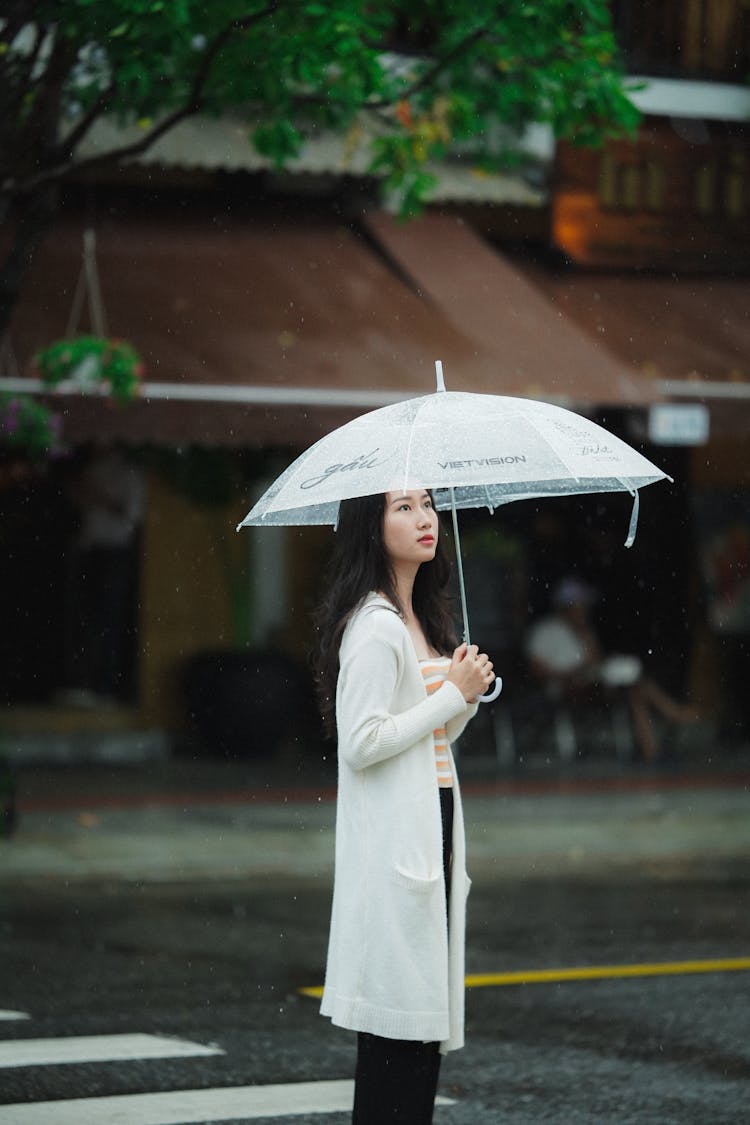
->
[33,335,144,402]
[0,392,64,460]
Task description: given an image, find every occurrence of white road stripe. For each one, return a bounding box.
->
[0,1011,30,1021]
[0,1081,455,1123]
[0,1033,223,1068]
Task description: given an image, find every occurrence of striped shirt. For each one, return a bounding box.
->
[419,657,454,788]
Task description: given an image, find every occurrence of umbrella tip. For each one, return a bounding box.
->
[435,359,446,393]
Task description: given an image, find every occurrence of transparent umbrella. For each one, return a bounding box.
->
[238,363,670,701]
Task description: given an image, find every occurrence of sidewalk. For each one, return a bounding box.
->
[2,748,750,883]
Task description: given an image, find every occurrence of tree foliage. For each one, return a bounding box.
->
[0,0,639,325]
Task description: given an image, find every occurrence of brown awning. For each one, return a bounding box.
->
[6,204,658,446]
[362,211,657,407]
[510,261,750,390]
[508,260,750,438]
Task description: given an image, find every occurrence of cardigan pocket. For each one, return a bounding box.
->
[391,865,443,893]
[383,865,447,1002]
[367,864,448,1021]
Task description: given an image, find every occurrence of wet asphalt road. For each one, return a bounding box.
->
[2,859,749,1123]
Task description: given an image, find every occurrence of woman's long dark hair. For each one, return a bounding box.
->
[312,492,457,737]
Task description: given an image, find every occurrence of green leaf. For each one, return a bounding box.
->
[252,119,303,166]
[2,0,638,258]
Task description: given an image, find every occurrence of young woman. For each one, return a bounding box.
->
[314,488,495,1124]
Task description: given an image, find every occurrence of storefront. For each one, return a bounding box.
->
[7,200,743,754]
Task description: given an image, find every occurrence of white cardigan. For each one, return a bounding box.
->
[320,593,478,1054]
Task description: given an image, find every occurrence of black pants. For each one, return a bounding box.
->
[352,788,454,1125]
[353,1034,442,1124]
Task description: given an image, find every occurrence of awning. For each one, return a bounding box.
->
[512,262,750,394]
[509,260,750,439]
[4,204,658,447]
[363,211,657,407]
[75,114,548,208]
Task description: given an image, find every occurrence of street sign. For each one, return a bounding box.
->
[648,403,710,445]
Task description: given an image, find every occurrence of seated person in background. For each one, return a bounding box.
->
[525,577,699,762]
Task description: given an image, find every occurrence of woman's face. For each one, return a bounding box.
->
[382,489,438,569]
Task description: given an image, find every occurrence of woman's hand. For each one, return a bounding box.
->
[447,642,495,703]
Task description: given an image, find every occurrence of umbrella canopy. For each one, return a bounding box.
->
[239,370,670,704]
[238,388,669,533]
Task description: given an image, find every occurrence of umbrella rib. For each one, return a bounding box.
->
[401,397,430,494]
[521,411,582,485]
[519,414,644,544]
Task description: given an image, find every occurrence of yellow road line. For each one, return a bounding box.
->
[299,957,750,999]
[465,957,750,988]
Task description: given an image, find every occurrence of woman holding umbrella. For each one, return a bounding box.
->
[314,488,495,1124]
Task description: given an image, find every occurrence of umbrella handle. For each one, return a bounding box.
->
[477,676,503,704]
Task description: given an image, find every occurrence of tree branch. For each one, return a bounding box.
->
[0,1,39,50]
[20,32,77,154]
[367,23,492,109]
[56,81,118,158]
[0,184,58,336]
[184,2,282,114]
[6,1,283,195]
[0,18,45,119]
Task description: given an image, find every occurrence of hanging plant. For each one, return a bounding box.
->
[0,392,64,460]
[33,335,144,402]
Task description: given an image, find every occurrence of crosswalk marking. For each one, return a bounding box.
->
[0,1080,455,1123]
[0,1010,30,1021]
[0,1033,223,1068]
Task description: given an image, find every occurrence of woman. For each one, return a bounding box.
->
[314,488,495,1124]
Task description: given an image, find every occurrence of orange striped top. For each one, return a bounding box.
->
[419,657,454,788]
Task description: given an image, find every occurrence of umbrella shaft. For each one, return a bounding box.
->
[449,489,471,646]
